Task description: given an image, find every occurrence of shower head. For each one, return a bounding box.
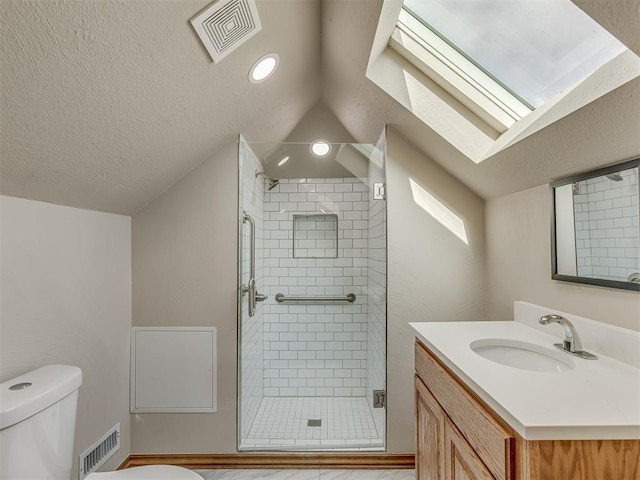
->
[606,173,623,182]
[255,170,280,190]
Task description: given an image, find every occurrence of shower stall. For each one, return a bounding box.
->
[237,138,387,451]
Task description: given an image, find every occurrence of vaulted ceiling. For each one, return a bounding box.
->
[1,0,639,215]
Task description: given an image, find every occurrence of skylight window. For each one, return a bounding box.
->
[395,0,627,128]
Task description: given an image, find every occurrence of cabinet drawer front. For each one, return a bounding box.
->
[416,341,515,480]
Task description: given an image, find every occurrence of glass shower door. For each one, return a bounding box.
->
[237,139,387,451]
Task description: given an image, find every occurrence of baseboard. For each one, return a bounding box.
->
[119,453,415,470]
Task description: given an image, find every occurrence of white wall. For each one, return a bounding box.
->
[0,195,132,476]
[131,141,239,453]
[385,127,486,452]
[486,185,640,331]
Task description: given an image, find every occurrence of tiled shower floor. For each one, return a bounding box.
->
[240,397,384,450]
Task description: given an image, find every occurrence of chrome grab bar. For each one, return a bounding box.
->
[275,293,356,304]
[243,211,255,283]
[242,212,267,317]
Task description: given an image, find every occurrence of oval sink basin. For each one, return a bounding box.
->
[470,338,575,372]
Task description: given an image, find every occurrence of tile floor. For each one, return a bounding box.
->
[195,470,415,480]
[240,397,383,450]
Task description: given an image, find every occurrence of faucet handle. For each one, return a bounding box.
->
[539,314,567,325]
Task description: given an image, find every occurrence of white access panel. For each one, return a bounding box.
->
[131,327,217,413]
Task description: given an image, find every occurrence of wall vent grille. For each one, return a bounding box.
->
[78,423,120,480]
[190,0,262,63]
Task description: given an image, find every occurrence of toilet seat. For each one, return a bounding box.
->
[85,465,204,479]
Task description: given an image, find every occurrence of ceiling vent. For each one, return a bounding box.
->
[190,0,262,63]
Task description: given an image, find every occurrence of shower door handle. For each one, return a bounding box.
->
[255,292,268,302]
[247,277,256,317]
[244,279,267,317]
[242,278,266,316]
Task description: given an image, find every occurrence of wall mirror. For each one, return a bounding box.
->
[551,158,639,291]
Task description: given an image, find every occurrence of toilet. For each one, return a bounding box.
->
[0,365,202,480]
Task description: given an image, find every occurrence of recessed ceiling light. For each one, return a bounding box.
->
[277,156,290,166]
[249,53,279,83]
[311,139,331,157]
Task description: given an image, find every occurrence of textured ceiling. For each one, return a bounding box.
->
[0,0,321,214]
[1,0,639,214]
[322,0,640,200]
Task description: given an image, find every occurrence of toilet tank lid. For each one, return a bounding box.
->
[0,365,83,430]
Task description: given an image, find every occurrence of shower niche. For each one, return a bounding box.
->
[237,138,387,451]
[293,214,338,258]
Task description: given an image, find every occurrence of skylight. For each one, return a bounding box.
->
[401,0,627,110]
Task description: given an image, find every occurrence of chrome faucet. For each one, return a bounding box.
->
[539,314,580,352]
[539,314,597,359]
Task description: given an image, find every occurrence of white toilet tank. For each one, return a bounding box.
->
[0,365,83,480]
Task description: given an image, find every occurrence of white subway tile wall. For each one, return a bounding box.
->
[261,178,371,398]
[574,168,640,281]
[239,143,265,439]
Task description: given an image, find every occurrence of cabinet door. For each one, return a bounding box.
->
[445,418,496,480]
[416,341,514,480]
[416,375,446,480]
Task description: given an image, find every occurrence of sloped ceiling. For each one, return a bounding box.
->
[1,0,639,214]
[0,0,321,214]
[322,0,640,200]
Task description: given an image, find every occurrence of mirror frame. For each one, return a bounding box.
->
[550,157,640,292]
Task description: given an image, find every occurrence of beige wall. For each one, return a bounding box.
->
[0,195,132,475]
[130,131,488,454]
[486,185,640,331]
[131,142,238,452]
[385,128,486,452]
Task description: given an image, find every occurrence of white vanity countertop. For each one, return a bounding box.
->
[410,320,640,440]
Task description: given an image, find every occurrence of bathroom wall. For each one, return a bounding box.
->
[260,177,369,397]
[486,184,640,331]
[131,141,238,453]
[0,195,132,475]
[385,127,487,452]
[130,130,486,455]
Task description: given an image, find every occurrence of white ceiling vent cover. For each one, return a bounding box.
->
[190,0,262,63]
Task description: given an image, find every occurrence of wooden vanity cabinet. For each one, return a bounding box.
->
[415,340,512,480]
[415,340,640,480]
[417,372,497,480]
